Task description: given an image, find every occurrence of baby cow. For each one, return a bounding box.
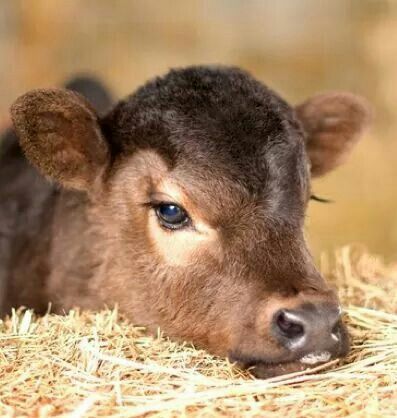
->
[0,66,371,377]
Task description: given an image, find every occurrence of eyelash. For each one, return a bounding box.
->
[310,194,332,203]
[142,200,180,209]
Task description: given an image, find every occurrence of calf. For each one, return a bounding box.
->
[0,66,371,377]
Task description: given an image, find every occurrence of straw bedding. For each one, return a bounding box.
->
[0,246,396,417]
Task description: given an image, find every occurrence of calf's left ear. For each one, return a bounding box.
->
[11,88,109,190]
[296,92,373,177]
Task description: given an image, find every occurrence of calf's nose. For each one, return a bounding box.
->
[272,303,347,361]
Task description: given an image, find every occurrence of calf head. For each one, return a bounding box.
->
[11,66,371,377]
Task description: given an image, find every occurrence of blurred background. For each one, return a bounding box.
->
[0,0,396,261]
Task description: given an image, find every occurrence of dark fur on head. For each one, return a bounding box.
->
[1,66,371,378]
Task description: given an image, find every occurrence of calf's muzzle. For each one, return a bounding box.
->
[272,302,347,363]
[231,288,350,378]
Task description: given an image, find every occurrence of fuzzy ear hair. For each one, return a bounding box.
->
[11,88,109,190]
[296,92,373,177]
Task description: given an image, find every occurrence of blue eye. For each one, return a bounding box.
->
[155,203,190,230]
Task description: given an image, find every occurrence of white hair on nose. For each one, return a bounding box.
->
[300,351,331,365]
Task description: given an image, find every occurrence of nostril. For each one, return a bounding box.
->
[275,310,305,340]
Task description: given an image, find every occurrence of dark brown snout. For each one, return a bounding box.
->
[272,303,348,362]
[231,293,349,379]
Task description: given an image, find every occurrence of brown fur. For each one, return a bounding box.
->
[0,66,372,377]
[296,92,373,177]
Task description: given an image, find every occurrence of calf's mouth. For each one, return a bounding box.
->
[230,349,343,379]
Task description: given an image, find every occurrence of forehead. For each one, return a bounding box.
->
[164,151,308,227]
[105,66,309,210]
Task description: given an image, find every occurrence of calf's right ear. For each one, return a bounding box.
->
[11,88,109,191]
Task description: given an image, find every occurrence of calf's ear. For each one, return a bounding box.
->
[295,92,373,177]
[11,88,109,190]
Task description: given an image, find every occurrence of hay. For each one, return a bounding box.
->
[0,247,396,417]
